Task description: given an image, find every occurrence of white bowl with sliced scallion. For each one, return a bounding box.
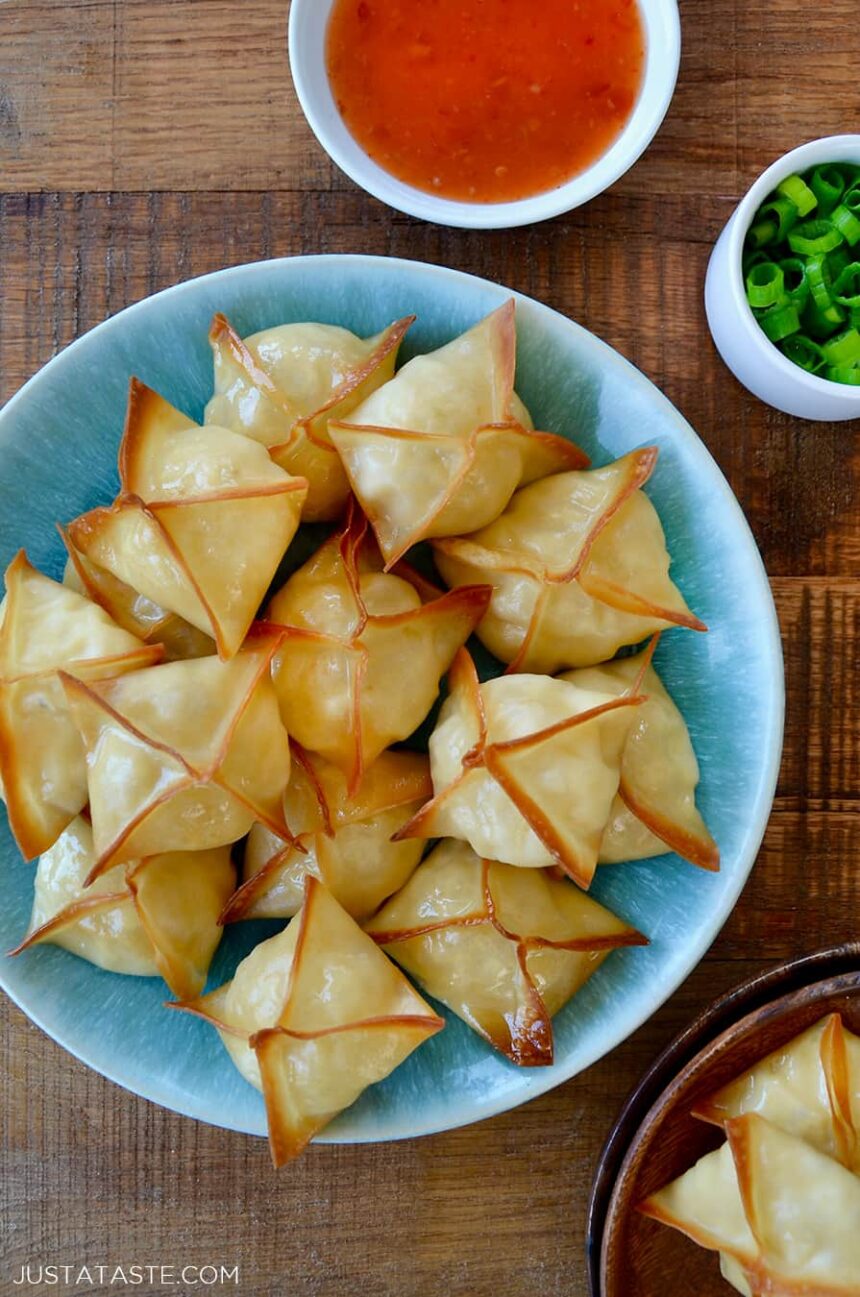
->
[705,135,860,421]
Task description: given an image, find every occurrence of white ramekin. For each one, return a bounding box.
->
[705,135,860,422]
[287,0,681,230]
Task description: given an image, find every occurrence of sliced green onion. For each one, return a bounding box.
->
[825,364,860,385]
[803,298,847,338]
[827,246,851,279]
[743,249,772,276]
[821,327,860,367]
[843,184,860,215]
[805,254,835,309]
[778,256,810,308]
[756,197,799,241]
[743,163,860,375]
[747,217,778,249]
[746,261,785,308]
[832,263,860,307]
[788,220,844,255]
[830,164,860,187]
[808,164,847,216]
[777,173,817,217]
[759,301,801,341]
[831,204,860,246]
[781,334,826,373]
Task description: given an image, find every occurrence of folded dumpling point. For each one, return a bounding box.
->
[61,627,291,876]
[366,840,645,1066]
[9,815,235,1000]
[640,1136,759,1269]
[0,550,162,860]
[266,501,491,791]
[329,301,587,566]
[730,1113,860,1293]
[562,636,719,871]
[62,528,214,662]
[641,1114,860,1295]
[222,745,431,923]
[206,313,413,521]
[396,648,643,888]
[693,1013,860,1171]
[172,877,444,1165]
[66,379,308,659]
[433,447,705,672]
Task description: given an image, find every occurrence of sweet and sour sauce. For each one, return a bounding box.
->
[326,0,645,204]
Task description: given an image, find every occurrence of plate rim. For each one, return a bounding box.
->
[0,253,785,1144]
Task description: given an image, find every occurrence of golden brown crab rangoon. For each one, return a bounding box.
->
[223,745,431,925]
[172,877,444,1167]
[9,816,235,1000]
[66,378,308,659]
[395,647,645,890]
[62,531,215,662]
[365,840,645,1067]
[264,501,491,792]
[60,627,292,878]
[640,1014,860,1295]
[0,551,163,861]
[396,639,717,886]
[433,446,706,673]
[206,313,414,522]
[567,635,719,871]
[328,301,588,567]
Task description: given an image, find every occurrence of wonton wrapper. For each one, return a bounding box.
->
[693,1013,860,1173]
[173,878,443,1166]
[223,746,431,923]
[837,1018,860,1167]
[0,551,162,860]
[367,840,645,1066]
[62,532,214,661]
[719,1254,754,1297]
[562,636,719,871]
[66,379,308,659]
[329,301,587,566]
[206,313,413,521]
[433,447,706,672]
[9,815,235,1000]
[641,1114,860,1296]
[61,628,291,876]
[642,1137,759,1270]
[397,649,643,888]
[267,501,491,789]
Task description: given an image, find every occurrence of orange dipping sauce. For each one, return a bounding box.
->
[326,0,645,204]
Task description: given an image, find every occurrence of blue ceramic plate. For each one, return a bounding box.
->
[0,255,783,1143]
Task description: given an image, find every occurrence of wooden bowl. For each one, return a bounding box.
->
[586,943,860,1296]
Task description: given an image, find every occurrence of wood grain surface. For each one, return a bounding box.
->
[0,2,858,1295]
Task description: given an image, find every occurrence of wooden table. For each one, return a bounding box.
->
[1,3,858,1294]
